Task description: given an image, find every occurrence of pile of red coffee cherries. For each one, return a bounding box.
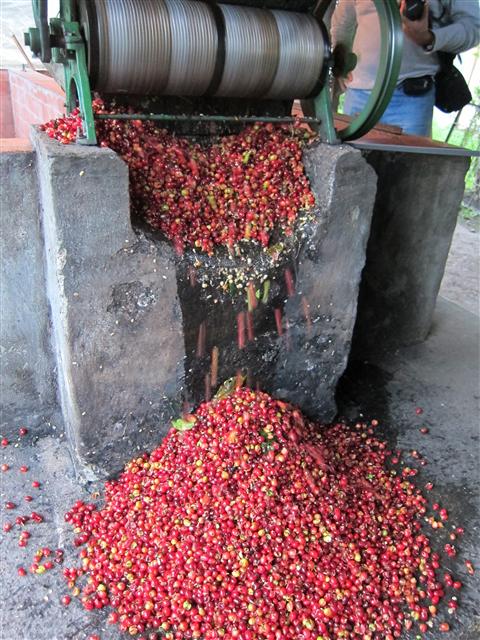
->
[40,102,315,254]
[63,388,457,639]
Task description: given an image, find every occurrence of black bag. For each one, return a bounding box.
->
[435,51,472,113]
[402,75,434,96]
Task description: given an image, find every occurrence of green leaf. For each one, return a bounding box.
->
[242,150,253,164]
[172,416,197,432]
[214,376,245,400]
[262,279,270,304]
[260,427,277,452]
[266,243,284,259]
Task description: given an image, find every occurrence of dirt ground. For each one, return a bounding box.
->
[439,218,479,316]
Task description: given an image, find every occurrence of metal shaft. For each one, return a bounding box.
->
[95,113,320,123]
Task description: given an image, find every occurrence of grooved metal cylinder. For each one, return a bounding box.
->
[79,0,328,99]
[84,0,172,93]
[215,5,279,98]
[267,11,324,99]
[164,0,217,96]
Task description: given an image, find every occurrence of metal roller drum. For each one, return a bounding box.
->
[164,0,217,96]
[80,0,217,96]
[216,4,280,98]
[267,11,324,99]
[78,0,327,99]
[82,0,171,94]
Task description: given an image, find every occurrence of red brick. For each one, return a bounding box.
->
[0,71,15,137]
[0,138,32,153]
[8,69,64,96]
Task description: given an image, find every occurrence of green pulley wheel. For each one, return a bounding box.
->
[311,0,403,143]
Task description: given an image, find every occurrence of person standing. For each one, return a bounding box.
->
[331,0,480,137]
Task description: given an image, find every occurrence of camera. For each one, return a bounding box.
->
[403,0,426,21]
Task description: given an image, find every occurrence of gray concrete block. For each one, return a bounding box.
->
[353,151,471,355]
[31,130,185,476]
[0,149,57,430]
[273,142,377,418]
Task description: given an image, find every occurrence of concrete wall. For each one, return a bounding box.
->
[0,71,62,433]
[31,130,185,477]
[0,139,57,432]
[353,150,471,355]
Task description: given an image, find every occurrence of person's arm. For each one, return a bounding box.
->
[431,0,480,54]
[401,0,480,54]
[330,0,357,51]
[331,0,357,99]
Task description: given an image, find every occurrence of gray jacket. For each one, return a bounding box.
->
[331,0,480,89]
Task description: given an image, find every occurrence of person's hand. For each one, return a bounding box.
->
[400,0,435,48]
[335,73,353,94]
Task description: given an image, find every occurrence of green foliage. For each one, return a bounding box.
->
[433,84,479,211]
[172,416,197,431]
[460,205,480,221]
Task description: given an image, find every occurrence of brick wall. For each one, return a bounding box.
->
[7,69,65,138]
[0,69,15,137]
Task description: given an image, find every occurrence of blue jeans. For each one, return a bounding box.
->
[344,86,435,137]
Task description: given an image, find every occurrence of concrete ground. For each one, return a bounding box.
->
[0,296,478,640]
[440,220,479,317]
[337,296,480,640]
[1,219,479,638]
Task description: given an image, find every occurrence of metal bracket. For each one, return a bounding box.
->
[59,20,96,144]
[313,85,337,144]
[25,0,97,144]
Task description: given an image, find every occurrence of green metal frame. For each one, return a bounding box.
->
[25,0,97,144]
[25,0,402,146]
[52,20,96,144]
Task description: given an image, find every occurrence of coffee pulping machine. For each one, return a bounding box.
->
[24,0,403,145]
